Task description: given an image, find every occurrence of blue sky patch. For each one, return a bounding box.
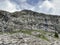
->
[27,0,40,6]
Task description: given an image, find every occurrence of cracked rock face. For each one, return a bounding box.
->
[0,10,60,33]
[0,10,60,45]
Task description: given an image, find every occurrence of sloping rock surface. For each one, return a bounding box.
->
[0,10,60,32]
[0,33,60,45]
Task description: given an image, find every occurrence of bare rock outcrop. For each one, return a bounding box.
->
[0,10,60,33]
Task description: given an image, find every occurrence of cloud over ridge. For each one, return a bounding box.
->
[0,0,60,15]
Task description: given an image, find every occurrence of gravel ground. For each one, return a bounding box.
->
[0,32,60,45]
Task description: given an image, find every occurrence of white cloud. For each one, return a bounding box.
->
[52,0,60,15]
[0,0,17,12]
[39,0,55,14]
[31,0,55,14]
[0,0,60,15]
[11,0,34,11]
[11,0,56,15]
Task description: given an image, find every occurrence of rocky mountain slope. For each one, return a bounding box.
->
[0,10,60,45]
[0,10,60,33]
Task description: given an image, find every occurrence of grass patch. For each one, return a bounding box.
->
[1,29,49,41]
[35,34,49,41]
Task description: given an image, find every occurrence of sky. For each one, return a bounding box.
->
[0,0,60,15]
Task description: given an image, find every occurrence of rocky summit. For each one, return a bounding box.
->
[0,10,60,32]
[0,10,60,45]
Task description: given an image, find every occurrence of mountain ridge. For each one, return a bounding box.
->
[0,9,60,16]
[0,9,60,33]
